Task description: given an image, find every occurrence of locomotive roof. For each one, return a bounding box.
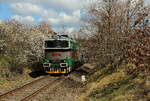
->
[45,38,77,43]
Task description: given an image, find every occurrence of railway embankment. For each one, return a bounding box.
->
[77,64,150,101]
[0,63,150,101]
[0,68,34,93]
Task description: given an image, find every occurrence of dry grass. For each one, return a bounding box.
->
[0,68,33,92]
[77,66,125,101]
[77,64,150,101]
[86,72,125,94]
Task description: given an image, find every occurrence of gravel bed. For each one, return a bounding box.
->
[1,76,56,101]
[29,76,85,101]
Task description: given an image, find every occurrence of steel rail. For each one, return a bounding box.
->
[0,76,49,99]
[20,77,63,101]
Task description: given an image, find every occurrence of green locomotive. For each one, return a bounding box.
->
[43,35,83,74]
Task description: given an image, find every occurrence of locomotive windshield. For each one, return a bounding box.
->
[45,40,69,48]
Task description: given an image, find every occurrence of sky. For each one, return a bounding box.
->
[0,0,149,32]
[0,0,90,32]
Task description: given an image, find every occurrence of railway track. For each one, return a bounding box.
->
[0,64,92,101]
[0,76,64,101]
[21,77,63,101]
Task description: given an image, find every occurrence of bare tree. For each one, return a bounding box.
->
[82,0,150,74]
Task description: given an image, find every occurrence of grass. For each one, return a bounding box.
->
[89,75,135,101]
[0,54,33,91]
[77,64,150,101]
[0,68,33,91]
[88,65,116,83]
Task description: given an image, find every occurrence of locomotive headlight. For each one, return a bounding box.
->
[43,63,51,67]
[49,63,51,67]
[60,63,68,67]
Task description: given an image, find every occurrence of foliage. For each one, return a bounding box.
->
[82,0,150,75]
[77,1,150,100]
[125,30,150,75]
[0,20,54,75]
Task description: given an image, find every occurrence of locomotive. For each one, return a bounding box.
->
[43,35,83,74]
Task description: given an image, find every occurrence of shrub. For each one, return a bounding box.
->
[0,20,54,75]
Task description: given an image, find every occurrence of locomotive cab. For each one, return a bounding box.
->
[43,36,81,74]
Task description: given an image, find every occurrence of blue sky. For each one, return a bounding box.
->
[0,0,89,32]
[0,3,12,20]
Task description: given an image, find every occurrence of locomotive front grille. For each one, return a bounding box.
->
[44,67,50,71]
[44,67,67,73]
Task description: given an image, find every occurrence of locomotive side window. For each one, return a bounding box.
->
[45,40,69,48]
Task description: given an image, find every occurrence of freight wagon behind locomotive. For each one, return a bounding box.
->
[43,35,83,74]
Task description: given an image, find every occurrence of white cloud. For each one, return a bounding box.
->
[65,27,80,38]
[1,0,150,12]
[1,0,88,12]
[10,2,82,26]
[0,0,23,2]
[59,13,72,23]
[1,0,86,29]
[46,10,81,26]
[11,15,35,24]
[11,3,45,16]
[43,10,58,18]
[39,10,81,26]
[48,18,60,25]
[33,0,85,12]
[73,10,81,18]
[66,27,75,33]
